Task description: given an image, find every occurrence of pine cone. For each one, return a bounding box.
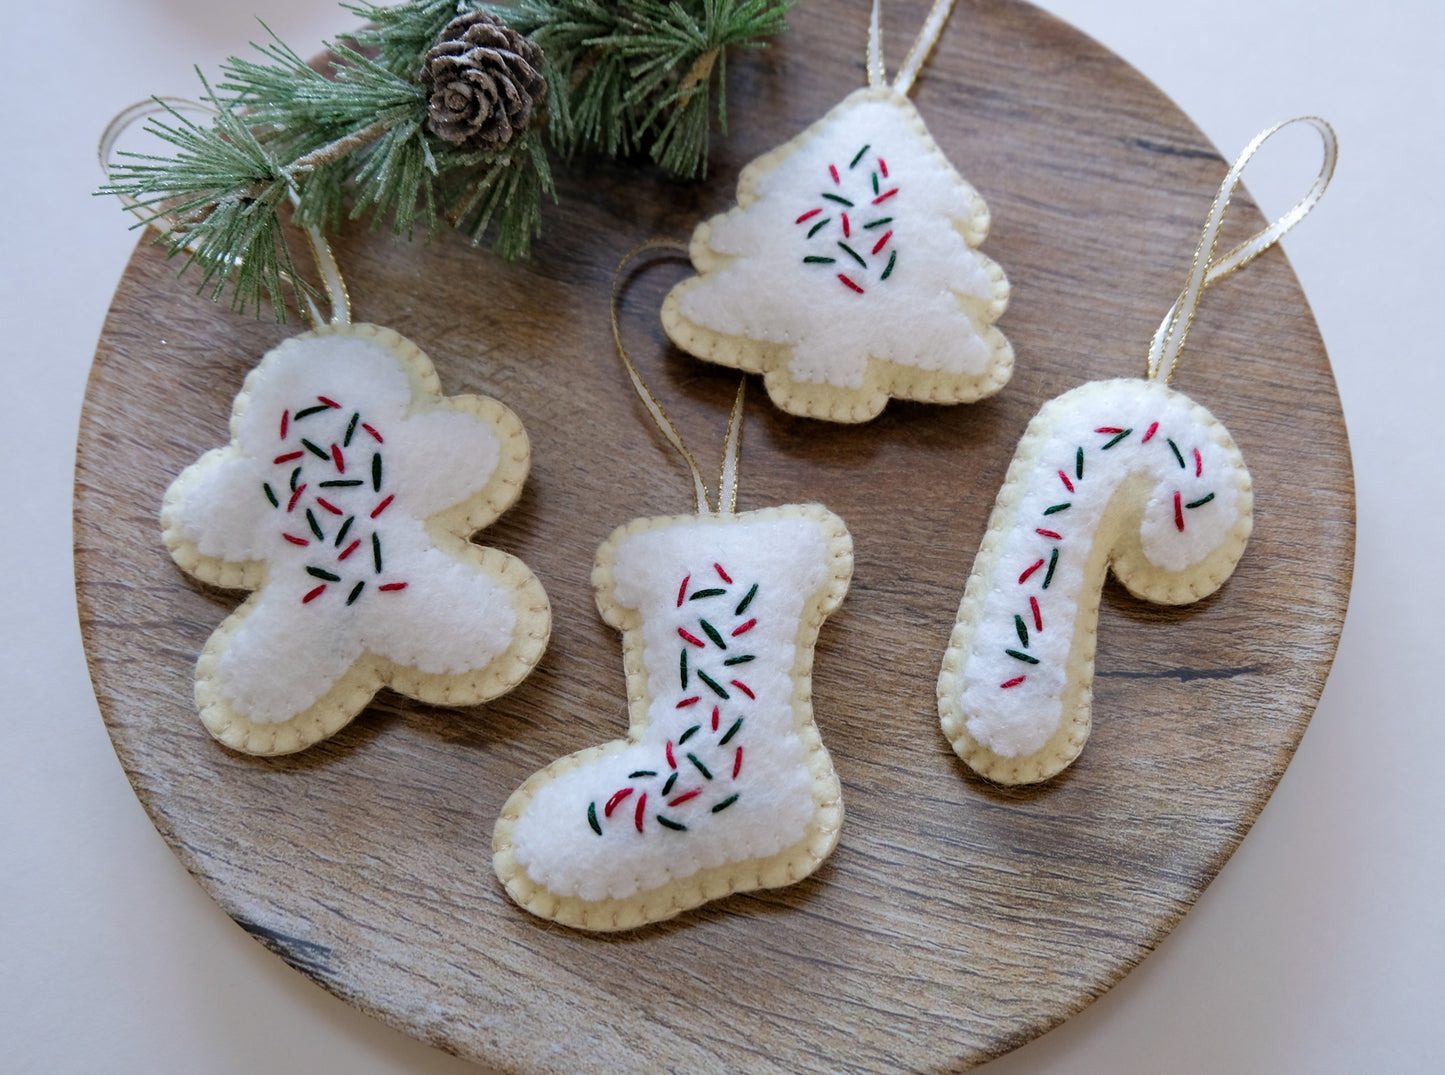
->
[423,12,546,149]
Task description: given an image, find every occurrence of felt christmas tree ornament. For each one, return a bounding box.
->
[106,101,551,755]
[494,248,853,930]
[661,0,1012,422]
[937,117,1337,784]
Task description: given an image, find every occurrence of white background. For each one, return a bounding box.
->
[3,1,1441,1071]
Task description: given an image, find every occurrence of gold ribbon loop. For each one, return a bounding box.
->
[1148,116,1337,383]
[611,239,746,515]
[99,98,351,329]
[867,0,958,95]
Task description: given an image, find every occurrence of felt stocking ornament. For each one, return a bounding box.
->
[106,105,551,756]
[937,118,1335,784]
[494,260,853,930]
[662,0,1012,422]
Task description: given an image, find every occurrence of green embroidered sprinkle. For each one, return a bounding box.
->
[263,483,279,508]
[662,772,678,796]
[803,255,837,264]
[687,753,713,779]
[587,803,602,835]
[346,581,364,605]
[1076,447,1085,480]
[290,467,301,492]
[629,770,657,779]
[1044,503,1071,515]
[294,404,330,420]
[807,217,831,238]
[1186,492,1216,509]
[1168,438,1186,469]
[735,584,758,615]
[1015,615,1029,647]
[696,669,729,699]
[319,479,363,488]
[680,649,689,689]
[306,509,324,540]
[307,566,341,582]
[372,532,382,573]
[1042,548,1059,589]
[872,172,880,194]
[837,241,867,268]
[711,794,739,813]
[719,717,743,745]
[689,588,726,600]
[723,654,755,666]
[699,619,727,649]
[863,216,893,229]
[1101,428,1132,450]
[822,192,854,206]
[371,453,382,492]
[679,724,700,745]
[334,516,354,547]
[301,438,329,461]
[881,250,897,280]
[1006,649,1041,664]
[343,413,359,447]
[656,815,687,831]
[850,144,870,168]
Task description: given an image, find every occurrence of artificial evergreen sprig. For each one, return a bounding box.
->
[101,0,792,318]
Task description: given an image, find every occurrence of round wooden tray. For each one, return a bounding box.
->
[75,1,1353,1070]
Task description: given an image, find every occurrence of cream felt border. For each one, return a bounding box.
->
[937,379,1254,784]
[159,322,550,756]
[660,85,1013,423]
[493,504,853,932]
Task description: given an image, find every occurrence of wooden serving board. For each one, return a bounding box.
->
[74,1,1353,1070]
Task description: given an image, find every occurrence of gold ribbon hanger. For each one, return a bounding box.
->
[867,0,960,95]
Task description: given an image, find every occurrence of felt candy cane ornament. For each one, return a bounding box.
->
[938,118,1336,784]
[662,0,1012,422]
[103,102,551,756]
[494,247,853,930]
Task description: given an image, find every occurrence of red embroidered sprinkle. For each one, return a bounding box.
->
[361,423,383,443]
[841,212,852,238]
[878,157,888,177]
[302,584,326,603]
[369,494,394,519]
[712,705,720,731]
[1174,491,1185,531]
[796,208,822,224]
[1035,528,1063,540]
[1194,448,1203,477]
[316,497,343,515]
[378,582,408,592]
[733,747,743,778]
[1001,675,1026,689]
[731,618,757,636]
[605,788,634,817]
[714,563,732,583]
[871,230,893,255]
[286,484,307,512]
[678,627,706,648]
[1142,421,1159,443]
[635,792,647,833]
[331,444,346,472]
[1019,558,1046,584]
[317,396,339,409]
[676,696,701,708]
[338,539,361,561]
[274,450,304,464]
[280,410,289,439]
[1058,469,1075,493]
[669,789,702,807]
[666,742,676,769]
[676,574,690,607]
[730,680,755,700]
[283,534,310,547]
[872,188,898,205]
[1095,426,1124,434]
[838,273,865,294]
[829,163,840,184]
[1030,596,1042,632]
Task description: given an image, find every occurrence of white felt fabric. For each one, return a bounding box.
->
[509,515,830,902]
[173,333,515,723]
[959,380,1246,757]
[677,88,998,389]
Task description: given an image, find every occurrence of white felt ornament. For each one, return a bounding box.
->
[662,0,1012,422]
[938,117,1337,784]
[494,263,853,931]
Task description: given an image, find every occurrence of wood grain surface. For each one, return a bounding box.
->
[73,1,1354,1070]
